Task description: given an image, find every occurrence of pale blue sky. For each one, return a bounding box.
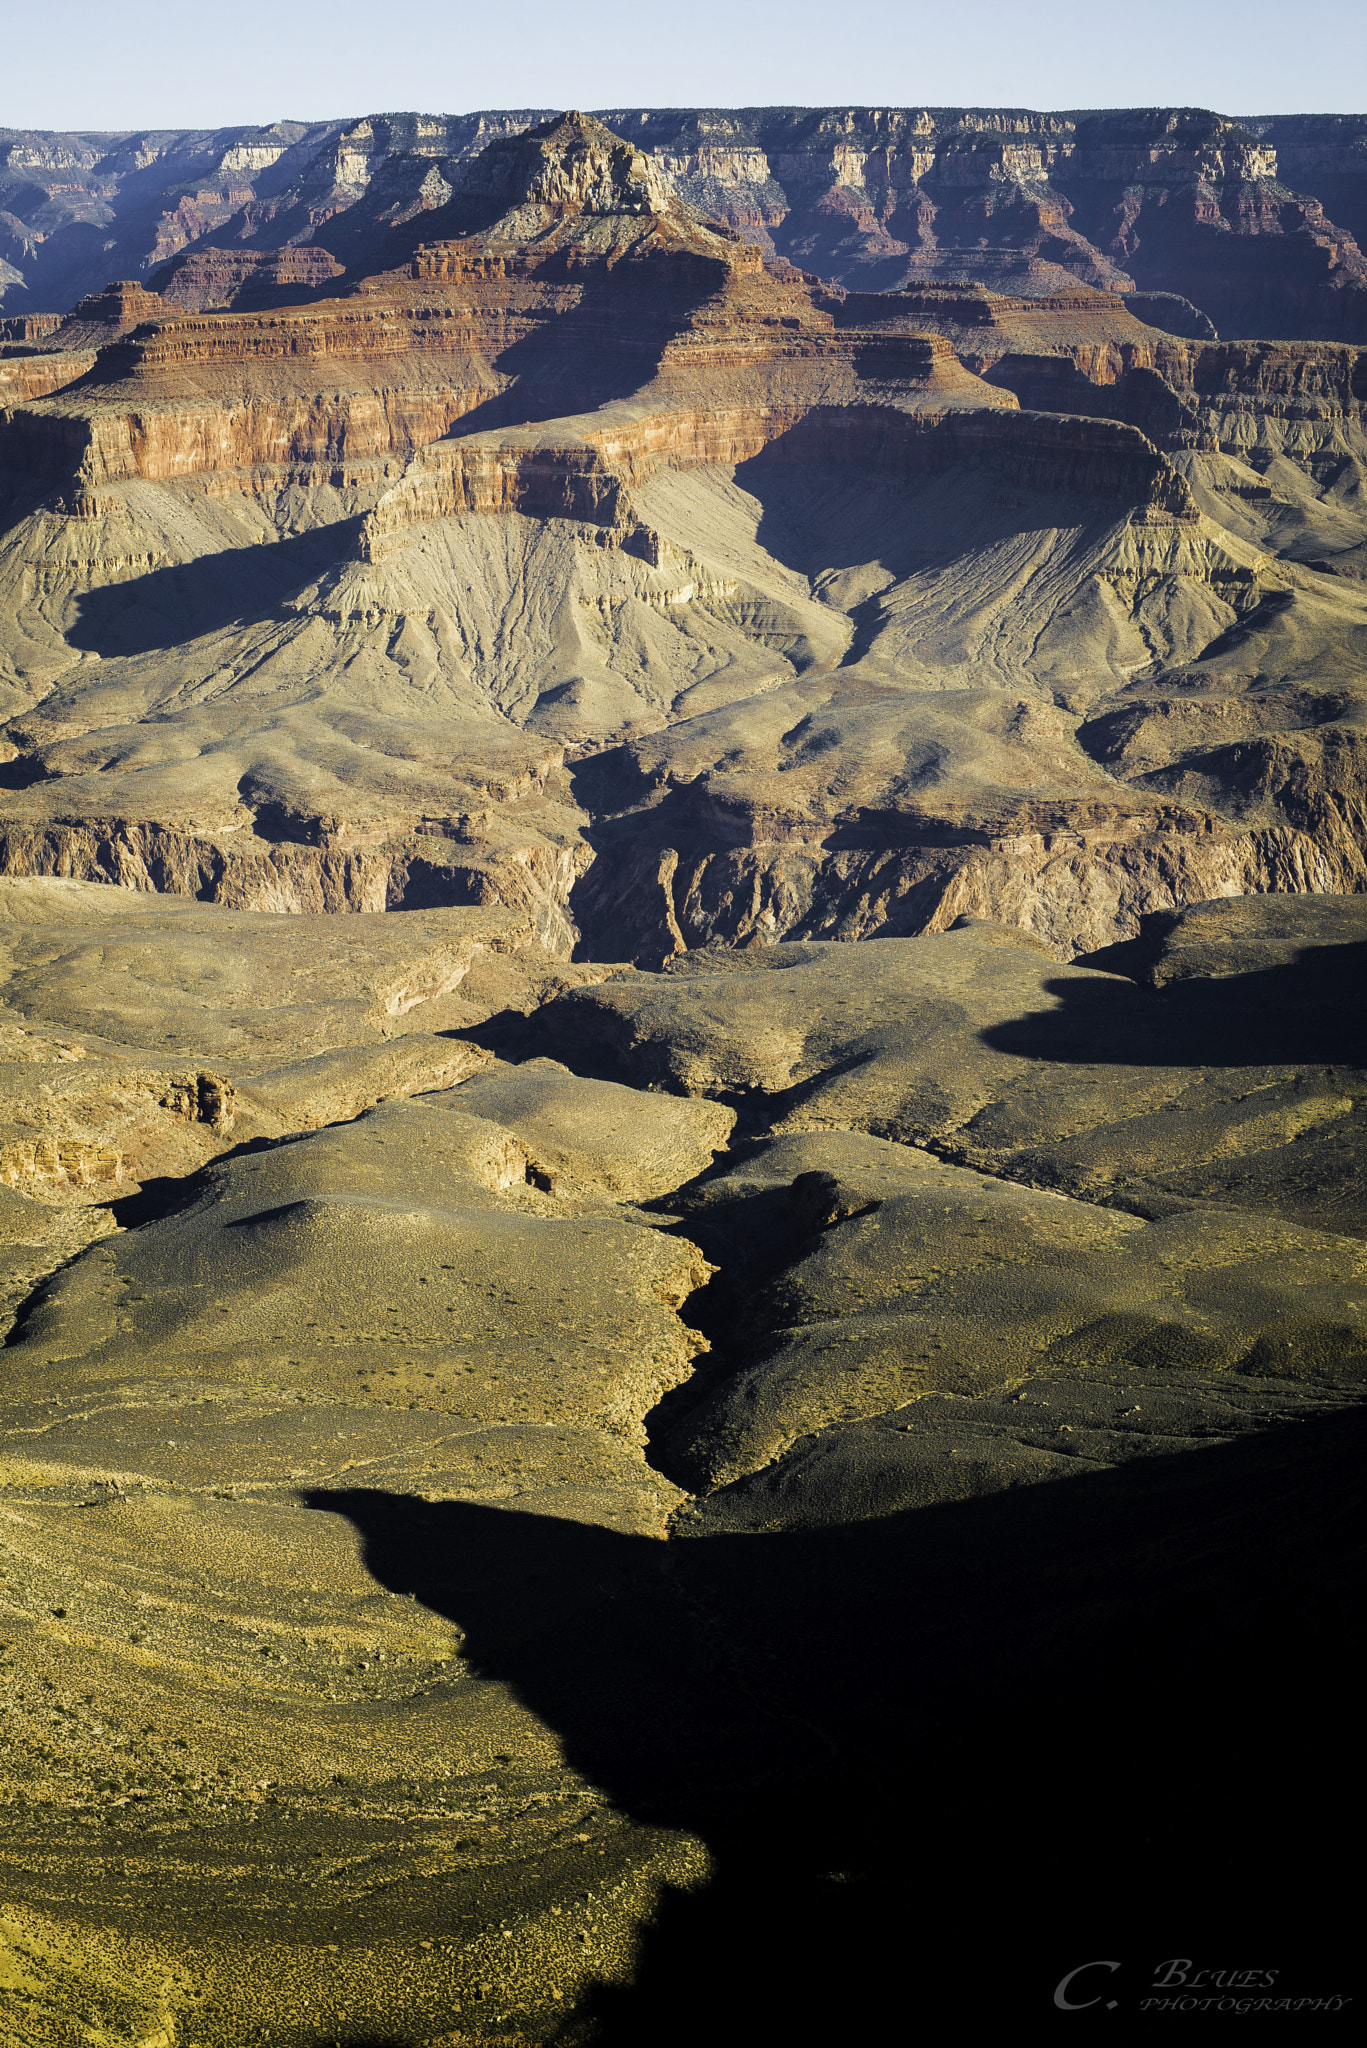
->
[2,0,1363,131]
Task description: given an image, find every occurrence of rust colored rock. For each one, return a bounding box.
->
[1,109,1365,970]
[47,280,168,349]
[151,243,346,312]
[0,312,63,343]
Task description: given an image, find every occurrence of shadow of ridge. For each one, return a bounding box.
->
[2,1138,274,1349]
[99,1136,282,1235]
[983,941,1367,1070]
[65,519,362,657]
[306,1403,1366,2038]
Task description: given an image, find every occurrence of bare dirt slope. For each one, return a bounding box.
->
[0,887,1363,2042]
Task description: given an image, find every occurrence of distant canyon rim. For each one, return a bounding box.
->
[0,104,1364,2046]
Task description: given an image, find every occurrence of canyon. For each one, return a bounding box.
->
[5,106,1367,339]
[2,112,1366,964]
[0,104,1364,2045]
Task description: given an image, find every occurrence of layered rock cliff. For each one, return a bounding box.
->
[7,106,1367,344]
[152,243,345,312]
[0,110,1365,961]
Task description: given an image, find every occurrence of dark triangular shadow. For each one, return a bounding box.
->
[983,943,1367,1071]
[308,1400,1367,2037]
[65,521,362,657]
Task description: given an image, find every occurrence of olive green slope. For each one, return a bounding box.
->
[0,889,1363,2043]
[0,1040,729,2045]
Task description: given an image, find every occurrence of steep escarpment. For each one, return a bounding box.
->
[1247,113,1367,254]
[7,106,1367,344]
[151,242,346,312]
[351,390,1189,561]
[1,109,1365,965]
[0,348,95,406]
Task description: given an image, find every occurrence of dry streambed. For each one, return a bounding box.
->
[0,884,1364,2042]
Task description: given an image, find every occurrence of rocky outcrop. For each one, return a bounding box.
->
[567,783,1352,967]
[2,378,493,490]
[0,312,62,342]
[1,109,1365,970]
[1245,114,1367,254]
[357,398,1192,571]
[46,280,167,349]
[0,349,95,406]
[7,108,1367,343]
[0,819,589,948]
[439,110,676,221]
[151,243,345,312]
[811,284,1367,453]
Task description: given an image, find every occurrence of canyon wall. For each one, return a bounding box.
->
[1,111,1365,965]
[5,108,1367,342]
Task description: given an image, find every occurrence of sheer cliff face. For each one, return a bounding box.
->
[1,110,1366,962]
[5,106,1367,343]
[620,108,1367,344]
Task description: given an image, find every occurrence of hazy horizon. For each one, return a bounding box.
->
[2,0,1363,131]
[2,100,1365,141]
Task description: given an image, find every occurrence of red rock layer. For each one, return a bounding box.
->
[0,350,96,406]
[0,313,63,343]
[48,281,168,350]
[151,244,345,313]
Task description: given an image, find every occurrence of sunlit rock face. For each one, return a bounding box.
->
[3,110,1366,961]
